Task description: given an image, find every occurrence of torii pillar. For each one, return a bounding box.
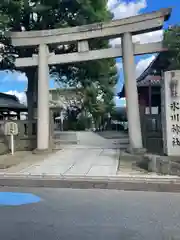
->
[37,44,50,150]
[122,33,144,153]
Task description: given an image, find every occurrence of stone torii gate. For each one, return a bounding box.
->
[7,8,171,152]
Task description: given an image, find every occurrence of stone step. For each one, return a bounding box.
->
[54,139,78,144]
[113,140,129,145]
[119,152,144,162]
[53,131,77,142]
[53,131,130,149]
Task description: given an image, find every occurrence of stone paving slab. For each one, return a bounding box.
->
[0,151,57,173]
[22,164,72,175]
[20,146,119,177]
[0,151,33,170]
[117,150,148,175]
[64,164,90,176]
[87,165,117,176]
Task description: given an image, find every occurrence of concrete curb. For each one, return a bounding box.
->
[0,173,180,192]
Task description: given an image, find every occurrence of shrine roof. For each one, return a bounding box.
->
[118,51,171,98]
[0,93,26,111]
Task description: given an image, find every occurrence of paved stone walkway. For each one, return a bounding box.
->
[18,131,119,177]
[20,147,119,176]
[1,131,147,177]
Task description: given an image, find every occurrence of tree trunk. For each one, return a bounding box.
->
[26,68,37,120]
[26,68,37,136]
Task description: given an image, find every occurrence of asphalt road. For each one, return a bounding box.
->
[0,187,180,240]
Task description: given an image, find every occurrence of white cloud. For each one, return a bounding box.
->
[116,54,156,78]
[107,0,115,10]
[109,38,121,47]
[116,61,123,71]
[110,0,147,19]
[133,30,163,44]
[136,55,156,77]
[16,72,28,82]
[0,71,28,82]
[5,90,27,105]
[11,71,28,82]
[108,0,163,47]
[114,96,126,106]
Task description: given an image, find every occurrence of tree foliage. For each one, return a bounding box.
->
[0,0,117,122]
[164,25,180,70]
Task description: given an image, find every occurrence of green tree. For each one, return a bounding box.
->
[164,25,180,70]
[0,0,117,119]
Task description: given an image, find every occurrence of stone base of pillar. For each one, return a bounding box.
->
[32,148,54,155]
[126,146,147,155]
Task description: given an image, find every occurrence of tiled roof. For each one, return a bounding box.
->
[136,51,170,83]
[118,51,171,98]
[0,93,19,102]
[137,75,161,86]
[0,93,26,110]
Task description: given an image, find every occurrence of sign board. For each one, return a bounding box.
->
[4,122,18,136]
[162,70,180,156]
[60,110,66,122]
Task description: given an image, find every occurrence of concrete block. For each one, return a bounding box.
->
[169,161,180,176]
[160,160,171,175]
[156,158,170,175]
[148,155,157,172]
[145,154,173,175]
[126,146,147,155]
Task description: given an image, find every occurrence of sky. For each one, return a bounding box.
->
[0,0,179,106]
